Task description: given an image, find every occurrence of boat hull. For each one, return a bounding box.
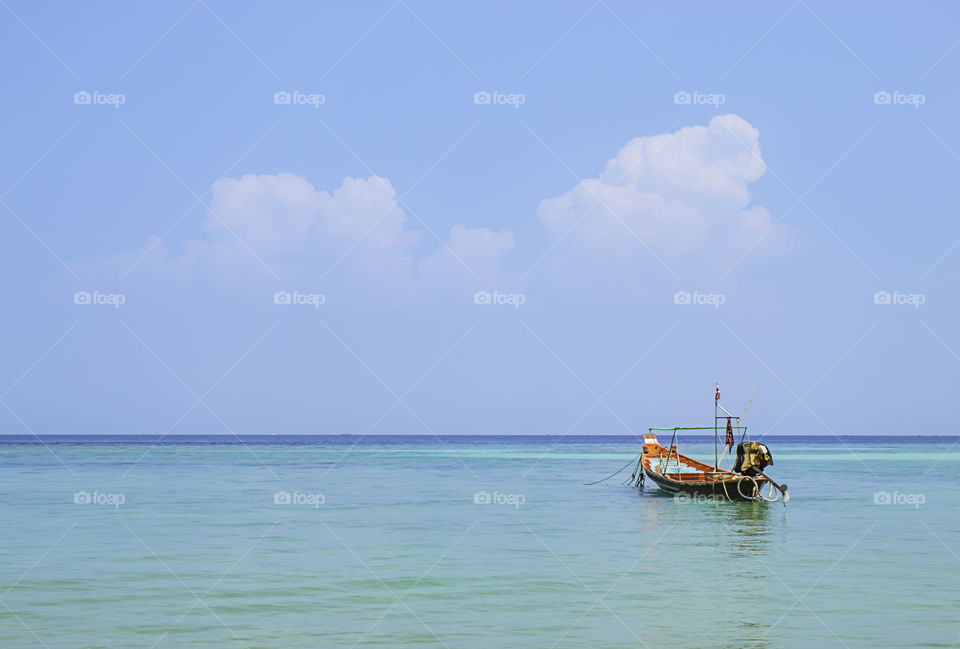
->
[640,437,770,501]
[642,466,764,501]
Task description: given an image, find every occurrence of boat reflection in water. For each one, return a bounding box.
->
[625,466,783,647]
[594,387,791,648]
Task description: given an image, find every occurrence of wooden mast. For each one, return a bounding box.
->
[714,383,719,472]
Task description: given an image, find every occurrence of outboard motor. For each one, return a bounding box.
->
[733,441,773,477]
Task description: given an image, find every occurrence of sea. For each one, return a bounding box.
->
[0,434,957,648]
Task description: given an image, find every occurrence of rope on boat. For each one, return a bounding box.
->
[620,455,641,485]
[756,470,787,503]
[737,475,759,501]
[758,480,781,502]
[584,454,641,485]
[717,443,731,469]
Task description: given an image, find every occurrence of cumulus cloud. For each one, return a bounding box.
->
[99,115,785,300]
[419,224,515,289]
[113,172,513,294]
[537,114,790,270]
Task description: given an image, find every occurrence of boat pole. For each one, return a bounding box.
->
[714,383,719,472]
[738,384,760,444]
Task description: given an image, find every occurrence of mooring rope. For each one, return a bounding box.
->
[736,475,759,501]
[584,455,641,485]
[759,480,781,502]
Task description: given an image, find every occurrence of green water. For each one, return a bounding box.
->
[0,435,957,648]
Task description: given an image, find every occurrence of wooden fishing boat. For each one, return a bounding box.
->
[640,430,772,501]
[627,385,789,502]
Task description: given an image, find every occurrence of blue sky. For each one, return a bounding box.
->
[1,1,959,435]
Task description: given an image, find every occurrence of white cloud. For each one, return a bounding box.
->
[203,172,321,252]
[419,224,515,289]
[98,116,785,299]
[112,172,512,294]
[537,114,790,270]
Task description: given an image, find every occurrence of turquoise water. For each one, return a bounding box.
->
[1,435,958,648]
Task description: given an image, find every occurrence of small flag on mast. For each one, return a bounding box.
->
[715,383,720,401]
